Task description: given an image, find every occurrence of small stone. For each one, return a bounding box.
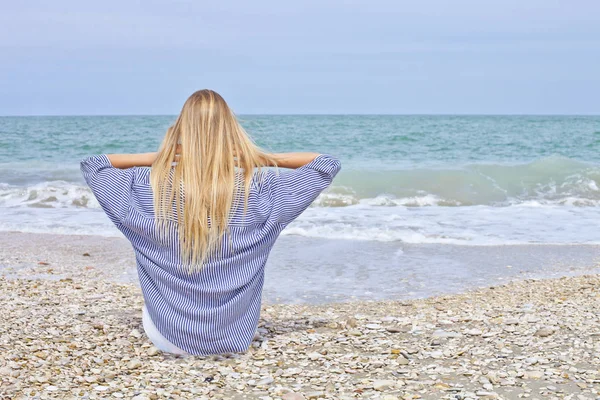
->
[127,359,142,369]
[257,376,274,386]
[131,396,150,400]
[45,386,59,391]
[434,383,451,390]
[282,394,305,400]
[366,324,382,329]
[346,317,357,327]
[95,386,109,391]
[397,356,409,365]
[305,391,324,399]
[525,357,538,365]
[307,352,322,360]
[373,379,396,391]
[475,391,498,398]
[146,347,160,356]
[348,330,363,336]
[386,327,403,333]
[432,330,462,339]
[534,327,555,337]
[113,394,124,398]
[129,329,142,338]
[282,368,303,377]
[524,370,544,379]
[465,329,483,336]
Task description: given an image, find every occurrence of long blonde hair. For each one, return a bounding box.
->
[150,89,276,272]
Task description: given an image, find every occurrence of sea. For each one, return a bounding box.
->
[2,115,600,303]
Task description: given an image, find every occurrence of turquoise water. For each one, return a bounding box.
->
[2,115,599,165]
[1,115,600,244]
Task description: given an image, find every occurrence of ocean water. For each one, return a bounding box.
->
[2,115,600,302]
[2,115,600,245]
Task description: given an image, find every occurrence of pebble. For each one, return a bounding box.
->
[534,327,555,337]
[430,351,444,359]
[129,329,142,338]
[127,359,142,369]
[282,394,306,400]
[524,370,545,379]
[432,329,462,338]
[373,379,396,391]
[305,391,324,399]
[475,391,498,398]
[257,376,274,386]
[146,346,160,356]
[386,327,403,333]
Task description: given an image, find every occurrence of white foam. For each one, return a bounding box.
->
[280,202,600,245]
[2,198,600,245]
[2,178,600,245]
[0,181,100,209]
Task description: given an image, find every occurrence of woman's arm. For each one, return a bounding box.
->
[266,153,322,169]
[106,153,157,169]
[264,153,341,225]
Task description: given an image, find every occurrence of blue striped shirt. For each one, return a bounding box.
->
[80,154,341,355]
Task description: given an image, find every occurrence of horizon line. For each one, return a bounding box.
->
[0,112,599,118]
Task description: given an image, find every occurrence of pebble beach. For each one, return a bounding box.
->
[1,232,600,400]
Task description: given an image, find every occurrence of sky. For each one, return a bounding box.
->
[0,0,598,115]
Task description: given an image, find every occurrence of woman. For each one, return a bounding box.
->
[80,89,341,356]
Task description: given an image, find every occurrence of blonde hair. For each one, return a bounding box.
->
[150,89,276,273]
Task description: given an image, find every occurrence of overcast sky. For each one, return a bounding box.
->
[0,0,598,115]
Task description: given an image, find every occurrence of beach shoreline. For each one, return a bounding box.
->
[2,231,600,305]
[1,232,600,398]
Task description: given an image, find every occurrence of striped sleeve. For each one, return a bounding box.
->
[269,154,341,226]
[80,154,135,225]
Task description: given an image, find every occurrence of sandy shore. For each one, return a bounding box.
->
[1,233,600,399]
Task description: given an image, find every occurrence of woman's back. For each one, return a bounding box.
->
[81,152,341,355]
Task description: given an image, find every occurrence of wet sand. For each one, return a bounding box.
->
[2,231,599,303]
